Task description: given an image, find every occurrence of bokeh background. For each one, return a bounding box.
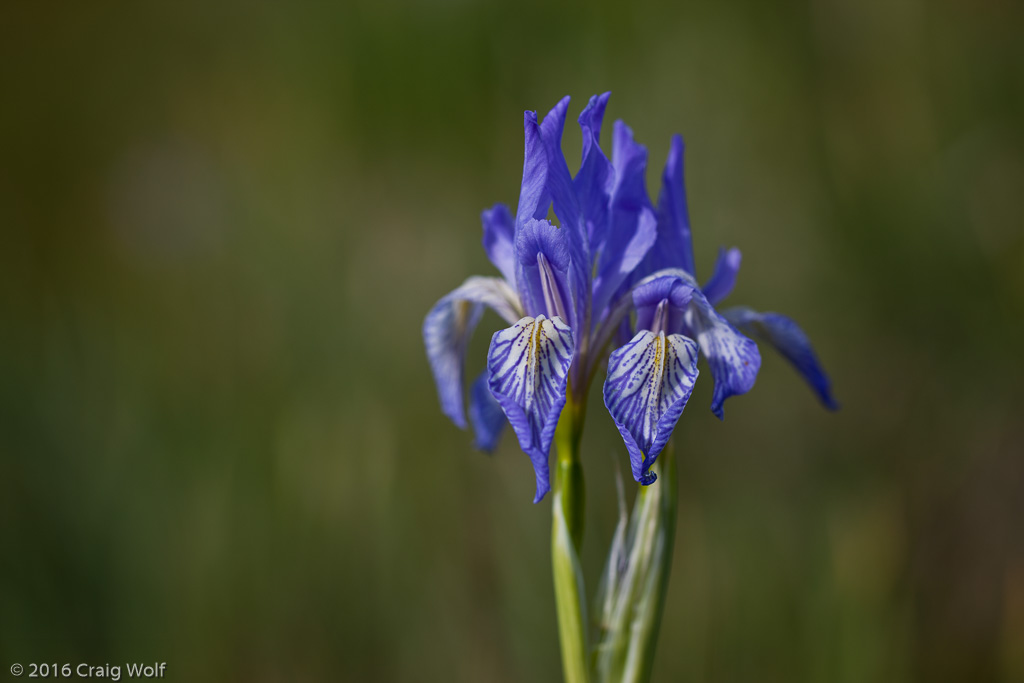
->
[2,1,1022,681]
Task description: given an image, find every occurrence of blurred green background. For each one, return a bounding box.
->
[2,1,1022,681]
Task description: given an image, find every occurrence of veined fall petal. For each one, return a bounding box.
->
[603,330,699,485]
[423,276,523,429]
[617,267,762,419]
[469,371,507,452]
[486,315,574,502]
[723,307,839,410]
[685,289,761,419]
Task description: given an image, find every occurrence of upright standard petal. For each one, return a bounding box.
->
[469,371,507,452]
[481,203,516,285]
[424,277,522,429]
[487,315,574,502]
[591,121,658,321]
[647,135,696,276]
[574,92,613,248]
[685,290,761,419]
[516,100,590,345]
[701,247,742,306]
[722,307,839,410]
[515,98,580,231]
[604,330,699,485]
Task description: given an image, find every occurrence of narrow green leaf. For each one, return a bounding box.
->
[593,446,678,683]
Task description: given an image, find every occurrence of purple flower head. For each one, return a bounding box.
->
[424,94,836,500]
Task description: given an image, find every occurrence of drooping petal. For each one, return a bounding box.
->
[603,330,699,485]
[481,203,516,285]
[469,371,507,452]
[574,92,613,248]
[685,290,761,419]
[591,121,658,320]
[646,135,696,276]
[423,277,523,429]
[722,307,839,410]
[702,247,742,306]
[515,218,575,328]
[487,315,574,502]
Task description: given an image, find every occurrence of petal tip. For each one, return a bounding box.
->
[532,463,551,503]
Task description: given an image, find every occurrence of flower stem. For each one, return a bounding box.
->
[592,444,678,683]
[620,446,677,683]
[552,391,590,683]
[555,392,587,551]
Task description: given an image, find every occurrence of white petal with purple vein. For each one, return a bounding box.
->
[486,315,574,502]
[604,330,699,484]
[423,276,522,429]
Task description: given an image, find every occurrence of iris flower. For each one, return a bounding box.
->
[424,93,835,501]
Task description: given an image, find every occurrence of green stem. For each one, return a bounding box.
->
[552,392,590,683]
[592,444,678,683]
[621,446,677,682]
[554,393,586,550]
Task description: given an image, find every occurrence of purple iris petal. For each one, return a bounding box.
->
[469,371,507,452]
[516,99,590,349]
[426,94,838,501]
[685,289,761,419]
[516,98,582,235]
[603,330,699,484]
[481,203,517,285]
[591,121,658,321]
[646,135,696,276]
[632,274,695,334]
[487,315,574,502]
[702,247,742,306]
[722,307,838,410]
[515,218,574,327]
[615,314,634,348]
[574,92,613,248]
[423,277,522,429]
[515,107,557,228]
